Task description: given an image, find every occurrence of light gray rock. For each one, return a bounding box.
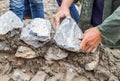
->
[44,46,68,61]
[0,11,23,35]
[12,69,31,81]
[15,46,37,59]
[31,71,47,81]
[54,18,83,52]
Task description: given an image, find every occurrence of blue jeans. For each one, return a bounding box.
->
[9,0,44,20]
[56,0,80,23]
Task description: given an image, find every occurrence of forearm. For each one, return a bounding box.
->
[60,0,74,9]
[97,6,120,45]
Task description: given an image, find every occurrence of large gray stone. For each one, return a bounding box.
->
[0,11,23,35]
[20,18,51,48]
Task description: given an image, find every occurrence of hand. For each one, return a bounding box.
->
[79,27,102,53]
[53,7,71,30]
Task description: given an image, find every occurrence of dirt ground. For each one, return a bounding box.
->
[0,0,120,81]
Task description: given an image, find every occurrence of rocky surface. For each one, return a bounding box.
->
[0,0,120,81]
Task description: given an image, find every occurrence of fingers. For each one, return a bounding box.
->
[86,46,96,53]
[78,34,84,40]
[79,37,88,52]
[91,48,97,53]
[53,15,60,30]
[53,8,71,30]
[66,12,71,18]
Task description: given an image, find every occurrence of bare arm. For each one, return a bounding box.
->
[60,0,74,9]
[53,0,74,29]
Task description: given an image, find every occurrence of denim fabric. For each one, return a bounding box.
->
[9,0,24,20]
[24,0,31,17]
[9,0,44,20]
[56,0,80,23]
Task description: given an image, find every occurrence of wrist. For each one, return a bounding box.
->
[59,6,69,11]
[95,27,102,39]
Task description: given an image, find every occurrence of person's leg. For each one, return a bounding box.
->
[24,0,31,17]
[29,0,44,18]
[9,0,24,20]
[56,0,79,23]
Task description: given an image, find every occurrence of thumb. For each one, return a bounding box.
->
[79,34,84,40]
[65,12,71,18]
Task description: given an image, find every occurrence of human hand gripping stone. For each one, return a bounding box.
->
[53,7,71,30]
[79,27,102,53]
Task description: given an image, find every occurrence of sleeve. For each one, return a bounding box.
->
[97,6,120,48]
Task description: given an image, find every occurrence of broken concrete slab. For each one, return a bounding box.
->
[15,46,37,59]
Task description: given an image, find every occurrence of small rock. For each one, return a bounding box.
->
[73,76,90,81]
[0,75,10,81]
[12,69,31,81]
[63,68,89,81]
[0,41,11,52]
[109,76,119,81]
[15,46,37,59]
[31,71,47,81]
[85,54,99,71]
[2,63,12,74]
[44,46,68,61]
[85,61,98,71]
[46,73,64,81]
[64,69,78,81]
